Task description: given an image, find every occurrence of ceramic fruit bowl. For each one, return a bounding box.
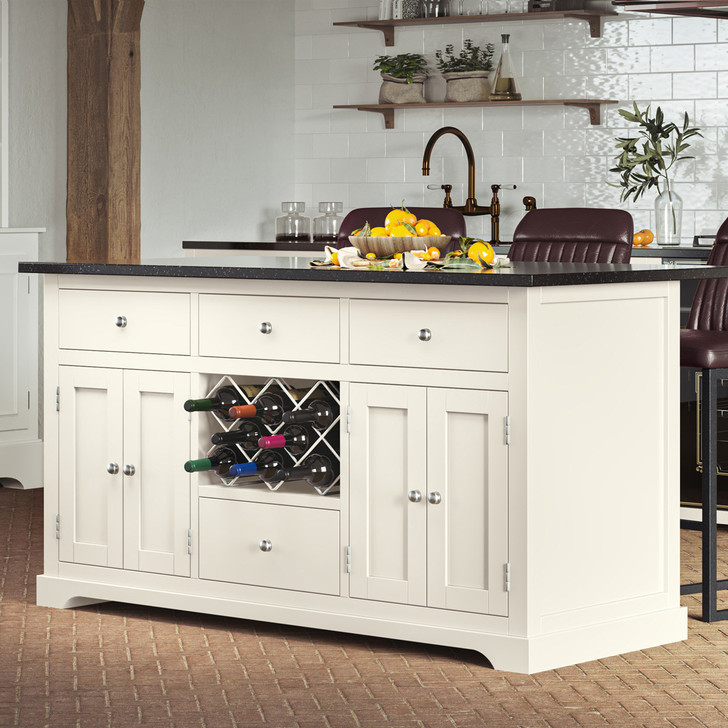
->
[349,235,451,257]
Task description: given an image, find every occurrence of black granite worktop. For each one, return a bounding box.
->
[18,256,728,288]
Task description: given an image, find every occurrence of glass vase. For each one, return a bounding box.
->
[654,188,683,246]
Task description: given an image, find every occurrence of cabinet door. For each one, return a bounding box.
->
[427,388,509,616]
[123,370,190,576]
[58,366,124,568]
[349,383,427,605]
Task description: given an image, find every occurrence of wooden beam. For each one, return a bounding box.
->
[66,0,144,264]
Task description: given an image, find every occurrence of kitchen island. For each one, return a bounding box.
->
[20,256,725,674]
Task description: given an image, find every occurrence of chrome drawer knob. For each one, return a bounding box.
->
[259,539,273,552]
[107,463,119,475]
[115,315,127,328]
[123,464,136,476]
[259,321,272,335]
[427,491,442,505]
[418,328,431,342]
[408,490,422,503]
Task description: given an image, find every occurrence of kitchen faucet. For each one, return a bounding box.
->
[421,126,534,244]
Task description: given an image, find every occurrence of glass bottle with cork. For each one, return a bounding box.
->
[489,34,522,101]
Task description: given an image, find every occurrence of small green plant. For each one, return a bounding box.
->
[373,53,428,83]
[610,101,702,202]
[434,39,495,73]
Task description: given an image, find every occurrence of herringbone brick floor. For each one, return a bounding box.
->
[2,489,728,728]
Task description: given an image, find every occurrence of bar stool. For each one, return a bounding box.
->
[680,220,728,621]
[508,207,633,263]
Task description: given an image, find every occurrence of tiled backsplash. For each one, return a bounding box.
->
[294,2,728,242]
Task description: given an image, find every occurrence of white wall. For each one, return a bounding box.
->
[295,1,728,242]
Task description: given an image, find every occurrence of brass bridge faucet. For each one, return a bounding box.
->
[422,126,535,244]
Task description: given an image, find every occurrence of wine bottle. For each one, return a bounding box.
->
[228,393,285,426]
[258,424,310,456]
[227,450,284,482]
[210,420,263,451]
[272,454,335,490]
[282,399,334,430]
[184,445,247,475]
[184,386,245,421]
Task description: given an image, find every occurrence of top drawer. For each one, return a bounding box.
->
[199,294,340,363]
[350,299,508,372]
[58,289,191,355]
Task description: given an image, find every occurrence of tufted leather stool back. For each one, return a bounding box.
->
[508,208,634,263]
[685,218,728,332]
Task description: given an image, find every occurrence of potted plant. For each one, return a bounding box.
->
[610,102,702,246]
[373,53,428,104]
[434,39,495,102]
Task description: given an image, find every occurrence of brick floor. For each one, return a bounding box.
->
[2,488,728,728]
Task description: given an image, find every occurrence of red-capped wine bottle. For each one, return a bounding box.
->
[272,454,334,489]
[184,386,244,421]
[184,445,247,475]
[227,450,284,482]
[258,424,310,456]
[210,420,263,451]
[282,399,334,430]
[228,393,285,426]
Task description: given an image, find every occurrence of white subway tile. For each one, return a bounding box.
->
[404,158,429,184]
[312,133,349,158]
[544,75,586,99]
[673,17,717,44]
[592,18,629,49]
[346,82,381,105]
[628,18,672,46]
[349,132,387,158]
[694,99,728,126]
[310,34,351,59]
[585,75,629,99]
[483,105,523,131]
[347,183,390,207]
[650,45,694,73]
[563,156,607,184]
[606,47,650,75]
[523,105,564,131]
[313,83,352,108]
[296,108,333,134]
[296,134,316,159]
[442,107,486,131]
[295,157,332,184]
[675,182,717,210]
[296,36,314,60]
[564,48,608,76]
[524,156,565,183]
[402,107,446,132]
[312,184,350,208]
[367,157,406,182]
[296,85,314,110]
[720,72,728,98]
[386,131,427,158]
[583,182,625,208]
[330,108,368,133]
[695,43,728,71]
[628,73,672,100]
[524,50,565,77]
[385,184,426,206]
[542,20,589,50]
[295,9,333,36]
[541,183,586,207]
[503,129,543,157]
[673,72,718,101]
[331,156,366,182]
[695,210,727,235]
[330,59,369,85]
[545,129,586,156]
[295,59,333,84]
[485,156,524,185]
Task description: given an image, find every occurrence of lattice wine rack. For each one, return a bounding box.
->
[197,376,340,496]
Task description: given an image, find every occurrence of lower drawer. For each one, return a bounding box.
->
[198,498,340,595]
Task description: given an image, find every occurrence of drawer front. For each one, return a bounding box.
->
[58,289,191,355]
[198,498,340,595]
[199,294,340,362]
[350,299,508,372]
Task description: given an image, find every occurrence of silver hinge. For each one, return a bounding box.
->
[504,415,510,445]
[27,391,31,410]
[345,545,351,573]
[346,405,351,434]
[55,386,60,412]
[187,529,193,555]
[504,562,511,592]
[55,514,60,540]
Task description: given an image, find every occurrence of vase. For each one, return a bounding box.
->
[378,74,427,104]
[654,187,683,246]
[443,71,491,102]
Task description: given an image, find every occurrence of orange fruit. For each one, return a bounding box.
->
[370,226,389,237]
[384,209,407,228]
[467,241,495,266]
[426,246,441,261]
[415,220,432,236]
[365,252,377,259]
[633,232,645,247]
[389,224,414,237]
[639,228,654,244]
[428,224,441,236]
[330,250,339,266]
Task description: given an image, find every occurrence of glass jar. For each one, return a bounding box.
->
[313,202,343,244]
[489,34,522,101]
[275,202,311,244]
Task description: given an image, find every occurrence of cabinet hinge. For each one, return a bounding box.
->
[27,391,31,410]
[55,514,60,540]
[55,386,60,412]
[187,529,193,555]
[504,415,510,445]
[345,545,351,573]
[346,405,351,434]
[504,562,511,592]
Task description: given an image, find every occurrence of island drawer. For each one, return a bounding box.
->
[198,498,340,595]
[349,299,508,372]
[198,294,340,363]
[58,289,191,355]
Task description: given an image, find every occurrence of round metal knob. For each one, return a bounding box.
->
[427,491,442,505]
[408,490,422,503]
[418,328,432,342]
[123,464,136,476]
[259,539,272,552]
[115,315,127,328]
[259,322,272,335]
[107,463,119,475]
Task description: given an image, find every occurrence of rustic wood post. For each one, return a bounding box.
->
[66,0,144,264]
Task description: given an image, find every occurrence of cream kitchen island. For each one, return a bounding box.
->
[20,255,723,674]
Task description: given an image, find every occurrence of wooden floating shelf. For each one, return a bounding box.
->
[333,9,619,45]
[333,99,619,128]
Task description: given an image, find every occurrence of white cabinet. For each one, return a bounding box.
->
[349,383,509,616]
[58,366,190,576]
[0,229,43,489]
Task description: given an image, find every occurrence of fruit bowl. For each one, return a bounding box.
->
[349,235,451,257]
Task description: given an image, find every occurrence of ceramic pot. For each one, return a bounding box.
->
[443,70,491,102]
[378,74,427,104]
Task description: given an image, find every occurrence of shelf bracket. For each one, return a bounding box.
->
[563,101,604,126]
[352,22,395,46]
[564,12,603,38]
[360,106,395,129]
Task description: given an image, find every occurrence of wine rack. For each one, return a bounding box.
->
[198,375,340,496]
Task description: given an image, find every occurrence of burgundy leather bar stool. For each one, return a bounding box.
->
[509,208,633,263]
[680,219,728,621]
[336,207,466,253]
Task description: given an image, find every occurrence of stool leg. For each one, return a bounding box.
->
[702,368,719,621]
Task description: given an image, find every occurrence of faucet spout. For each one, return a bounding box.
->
[422,126,479,210]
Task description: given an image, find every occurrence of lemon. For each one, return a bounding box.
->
[467,241,495,266]
[370,226,389,237]
[389,224,414,237]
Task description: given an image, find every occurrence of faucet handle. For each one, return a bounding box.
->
[427,184,453,209]
[523,196,537,211]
